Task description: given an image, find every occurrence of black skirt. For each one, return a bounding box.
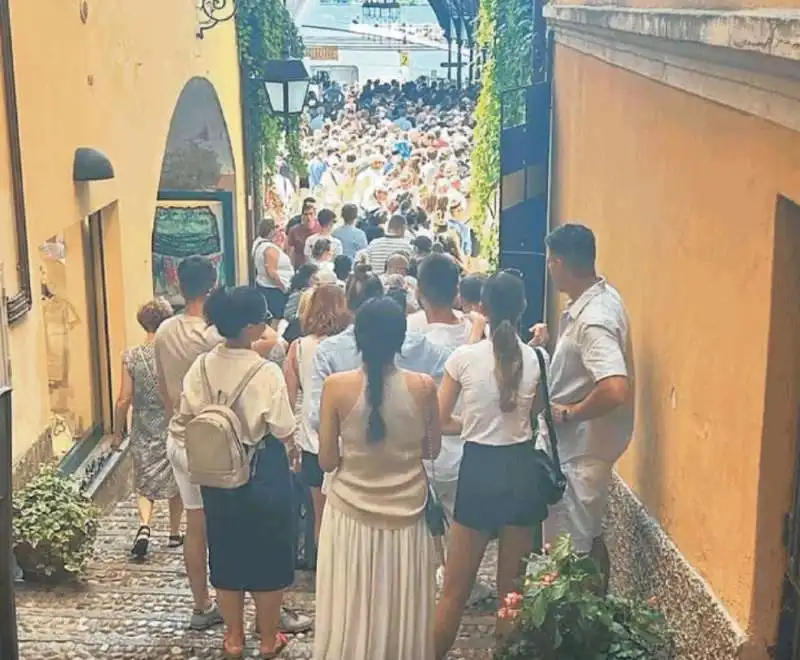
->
[201,437,295,592]
[257,285,287,320]
[454,441,549,532]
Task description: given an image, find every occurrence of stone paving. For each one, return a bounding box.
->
[16,498,499,659]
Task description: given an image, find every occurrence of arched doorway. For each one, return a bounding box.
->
[152,77,237,309]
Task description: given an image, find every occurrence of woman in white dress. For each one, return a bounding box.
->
[315,296,442,660]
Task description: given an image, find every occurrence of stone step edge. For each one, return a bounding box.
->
[18,633,494,650]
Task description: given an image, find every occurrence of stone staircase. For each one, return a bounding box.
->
[16,498,499,659]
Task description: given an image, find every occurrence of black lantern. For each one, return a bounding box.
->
[261,60,311,132]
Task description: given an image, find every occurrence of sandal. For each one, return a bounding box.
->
[223,632,245,659]
[167,534,184,549]
[260,632,289,658]
[131,525,150,559]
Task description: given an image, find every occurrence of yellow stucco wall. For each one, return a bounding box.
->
[551,44,800,649]
[3,0,247,462]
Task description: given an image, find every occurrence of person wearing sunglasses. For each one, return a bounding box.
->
[531,224,633,594]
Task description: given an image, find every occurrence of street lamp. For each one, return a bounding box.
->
[261,59,311,132]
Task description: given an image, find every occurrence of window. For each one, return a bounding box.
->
[39,213,111,458]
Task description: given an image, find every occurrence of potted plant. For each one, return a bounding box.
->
[12,464,99,582]
[496,535,672,659]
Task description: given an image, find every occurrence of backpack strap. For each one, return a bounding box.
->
[226,360,267,408]
[199,354,266,407]
[199,354,214,402]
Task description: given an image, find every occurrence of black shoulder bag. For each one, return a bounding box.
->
[532,347,568,505]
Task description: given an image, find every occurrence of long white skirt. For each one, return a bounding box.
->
[314,504,435,660]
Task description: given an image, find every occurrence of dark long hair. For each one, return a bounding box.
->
[346,262,384,311]
[354,297,406,442]
[482,272,527,412]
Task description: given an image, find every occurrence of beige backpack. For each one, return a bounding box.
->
[185,354,266,489]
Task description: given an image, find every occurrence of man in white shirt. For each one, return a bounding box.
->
[156,256,313,634]
[409,254,492,604]
[532,224,634,592]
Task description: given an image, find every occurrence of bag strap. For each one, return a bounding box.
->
[199,354,214,402]
[227,361,267,408]
[533,347,565,478]
[199,354,265,408]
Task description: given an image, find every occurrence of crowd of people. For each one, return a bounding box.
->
[111,75,633,660]
[113,218,633,659]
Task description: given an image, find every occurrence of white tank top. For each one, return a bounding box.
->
[297,335,321,454]
[253,239,294,289]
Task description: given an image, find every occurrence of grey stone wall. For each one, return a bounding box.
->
[604,475,748,659]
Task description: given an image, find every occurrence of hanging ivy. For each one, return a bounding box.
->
[237,0,307,192]
[471,0,534,270]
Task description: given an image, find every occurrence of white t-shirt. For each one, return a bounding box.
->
[304,233,344,261]
[445,338,540,447]
[411,311,472,482]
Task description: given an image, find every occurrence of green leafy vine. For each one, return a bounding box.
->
[237,0,307,201]
[471,0,535,269]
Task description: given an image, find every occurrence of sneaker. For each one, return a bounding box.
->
[189,602,224,630]
[279,607,313,634]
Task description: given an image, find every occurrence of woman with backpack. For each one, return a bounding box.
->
[171,286,298,659]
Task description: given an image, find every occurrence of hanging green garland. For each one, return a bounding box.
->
[471,0,534,269]
[237,0,307,182]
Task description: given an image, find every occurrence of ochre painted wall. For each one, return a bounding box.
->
[4,0,247,462]
[551,44,800,651]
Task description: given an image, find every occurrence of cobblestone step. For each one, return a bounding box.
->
[17,495,499,659]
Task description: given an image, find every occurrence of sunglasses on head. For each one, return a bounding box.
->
[500,268,524,280]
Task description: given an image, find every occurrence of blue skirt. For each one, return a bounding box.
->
[201,437,295,592]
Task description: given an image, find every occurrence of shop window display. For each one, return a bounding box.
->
[39,228,96,456]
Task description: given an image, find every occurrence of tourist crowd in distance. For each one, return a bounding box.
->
[111,77,633,660]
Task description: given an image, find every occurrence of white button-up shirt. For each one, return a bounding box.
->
[547,278,634,464]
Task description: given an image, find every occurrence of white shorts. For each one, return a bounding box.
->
[166,435,203,510]
[543,456,613,554]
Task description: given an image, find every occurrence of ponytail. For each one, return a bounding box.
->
[364,354,387,442]
[354,297,407,442]
[491,319,523,412]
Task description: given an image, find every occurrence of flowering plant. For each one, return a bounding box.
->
[495,535,672,659]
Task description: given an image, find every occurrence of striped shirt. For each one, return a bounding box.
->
[359,235,414,274]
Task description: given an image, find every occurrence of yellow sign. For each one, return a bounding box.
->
[399,51,409,66]
[308,46,339,61]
